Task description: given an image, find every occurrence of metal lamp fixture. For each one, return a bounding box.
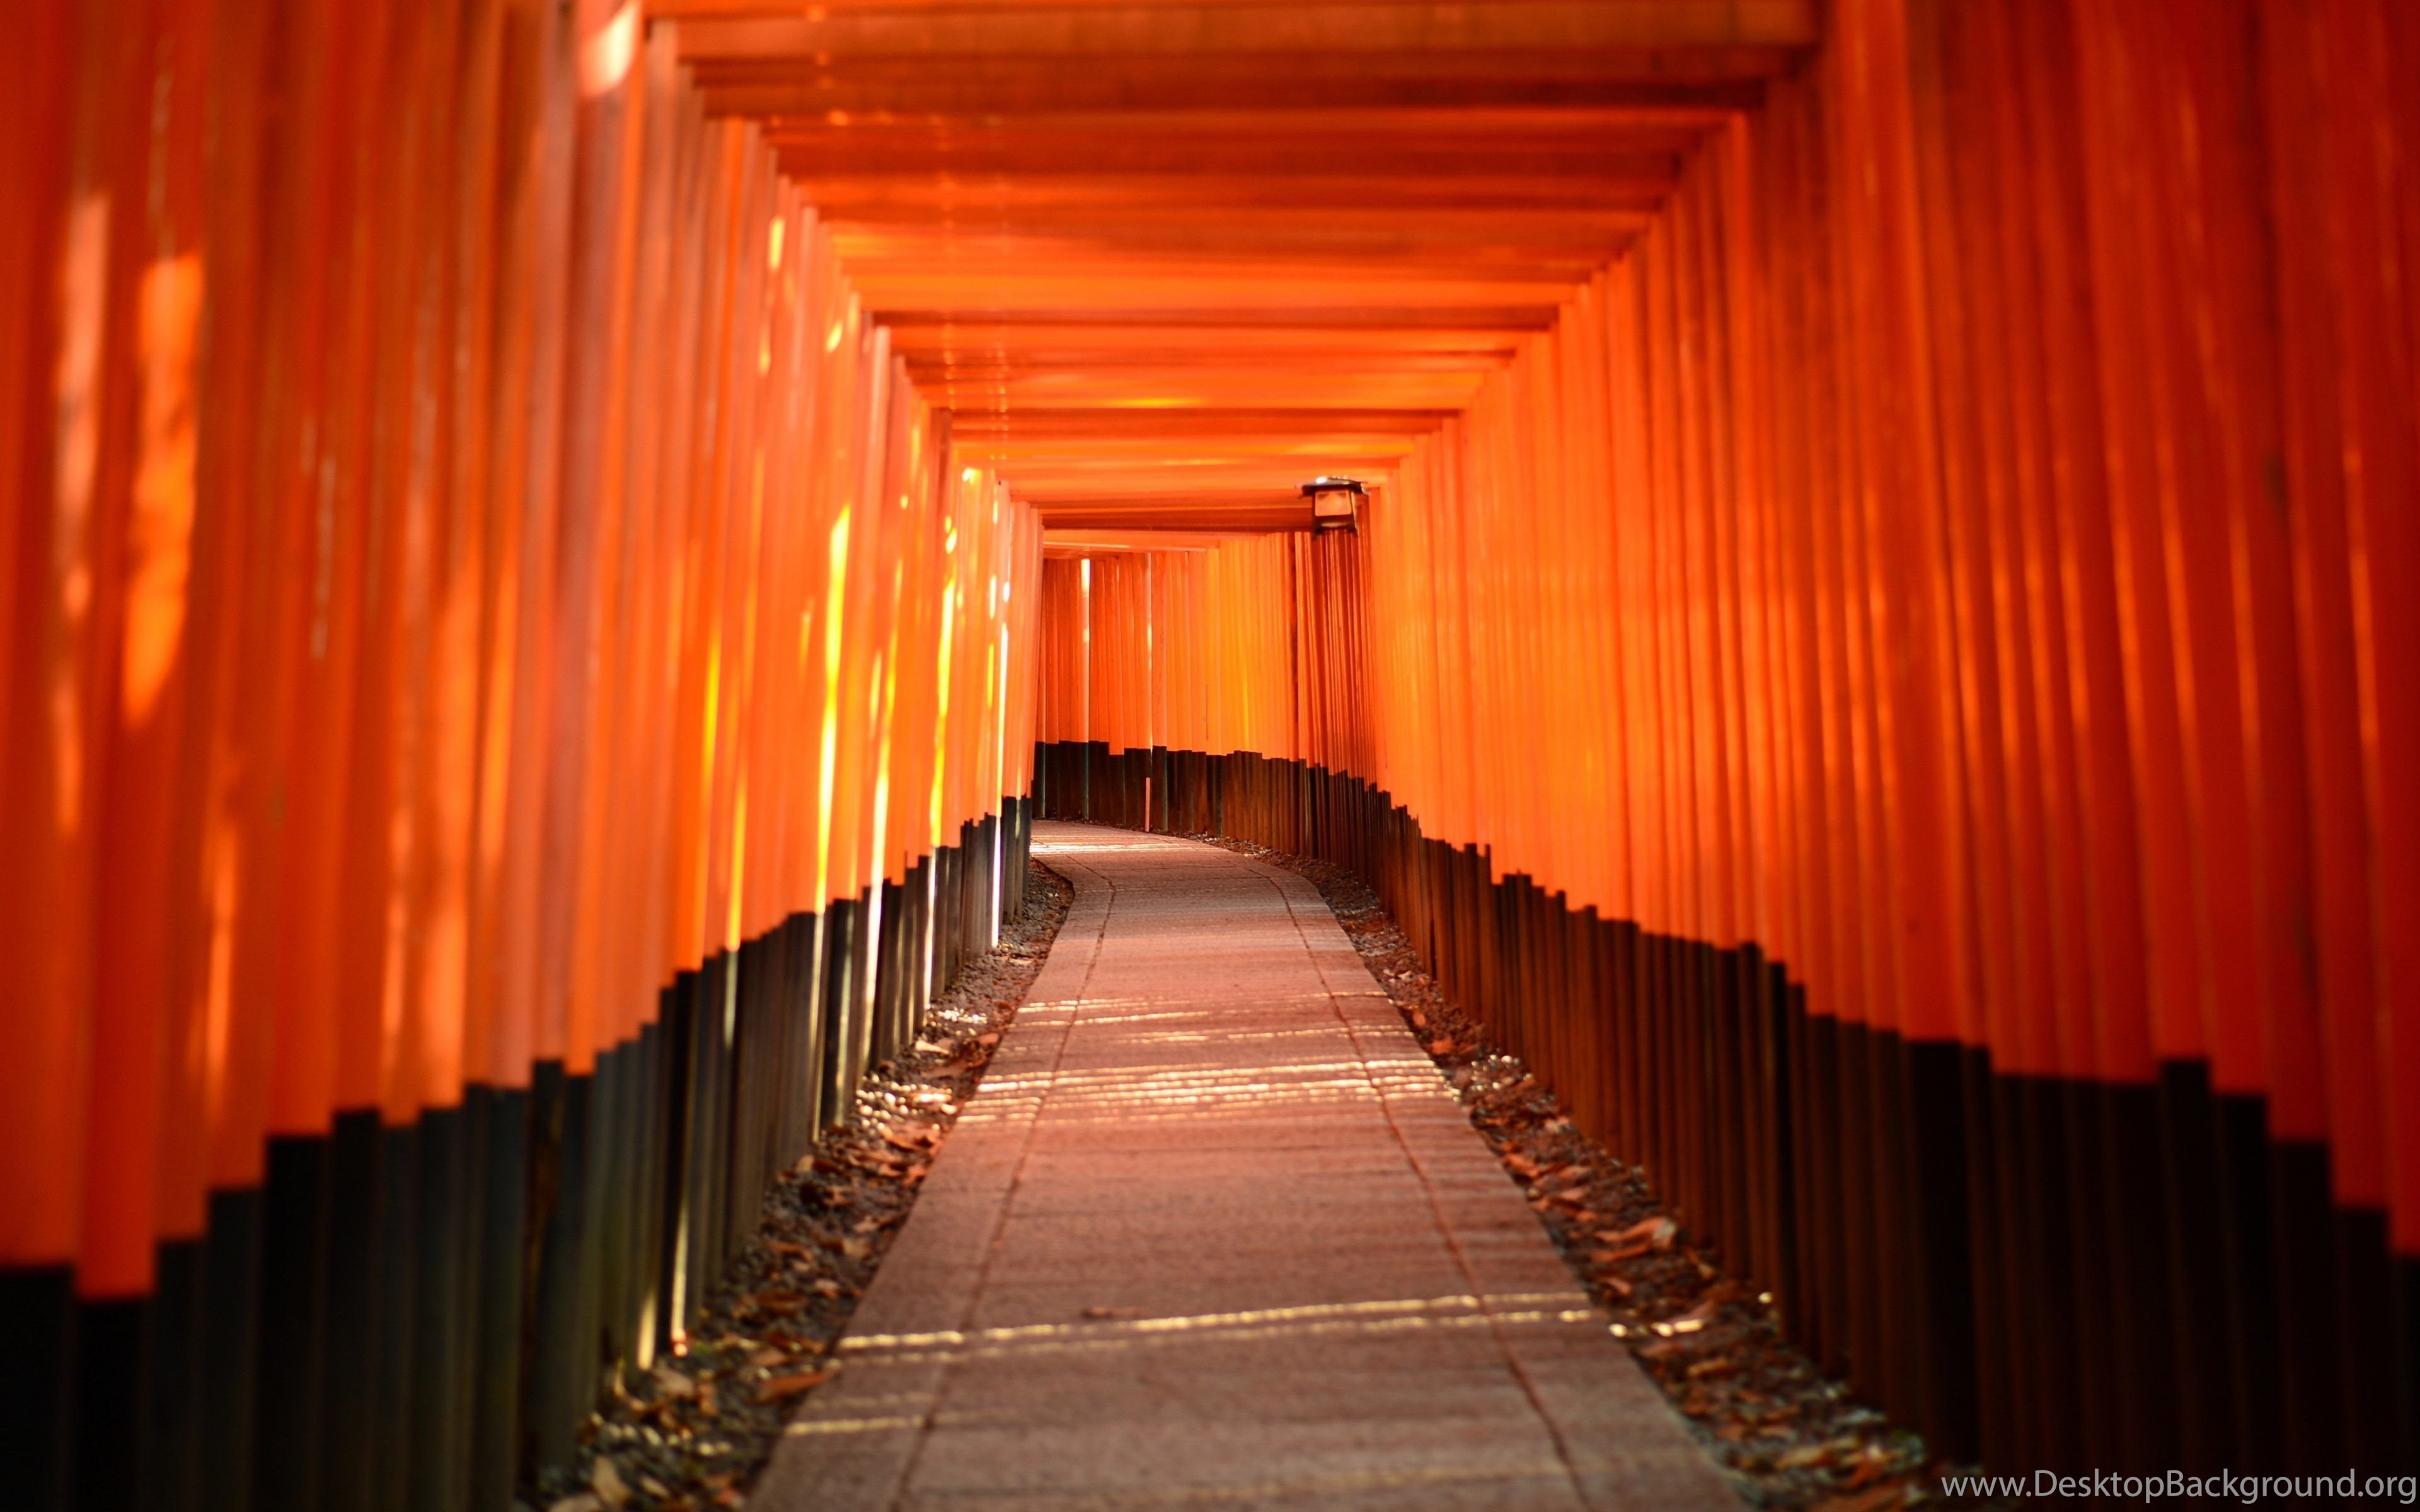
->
[1301,476,1366,534]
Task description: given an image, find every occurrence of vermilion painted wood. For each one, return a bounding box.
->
[67,0,163,1300]
[16,0,2420,1493]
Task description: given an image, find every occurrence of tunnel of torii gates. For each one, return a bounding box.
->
[7,0,2420,1504]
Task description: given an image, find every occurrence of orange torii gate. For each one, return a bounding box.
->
[10,0,2420,1504]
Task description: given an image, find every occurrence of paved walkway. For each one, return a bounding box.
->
[756,824,1737,1511]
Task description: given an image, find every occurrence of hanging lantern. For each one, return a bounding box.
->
[1301,476,1366,535]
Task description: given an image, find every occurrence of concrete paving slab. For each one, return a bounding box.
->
[754,823,1738,1512]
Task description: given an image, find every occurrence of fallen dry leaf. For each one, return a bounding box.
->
[976,1032,1001,1048]
[1841,1449,1901,1491]
[591,1457,631,1510]
[1662,1298,1720,1331]
[756,1368,836,1404]
[1777,1438,1859,1470]
[1603,1216,1678,1251]
[1814,1482,1912,1512]
[652,1366,697,1398]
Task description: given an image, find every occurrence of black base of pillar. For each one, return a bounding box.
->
[0,1264,74,1511]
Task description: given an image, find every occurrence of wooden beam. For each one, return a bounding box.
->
[787,173,1679,214]
[692,71,1774,115]
[1044,528,1283,553]
[669,4,1818,61]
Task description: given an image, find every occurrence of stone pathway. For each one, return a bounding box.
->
[753,823,1738,1511]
